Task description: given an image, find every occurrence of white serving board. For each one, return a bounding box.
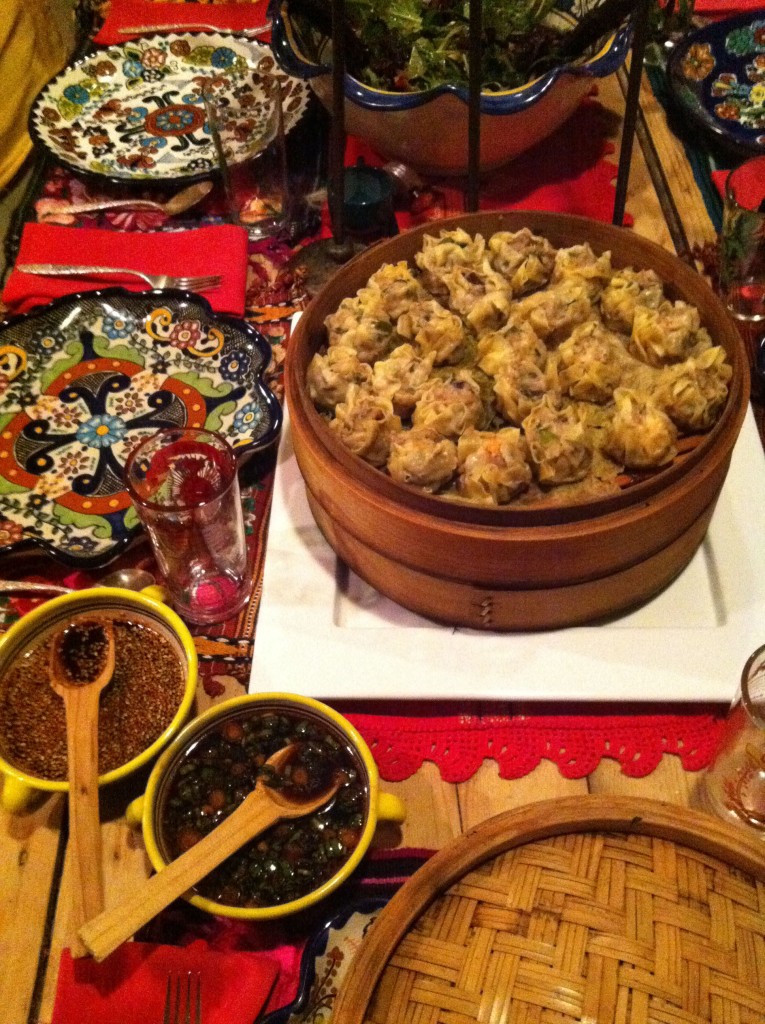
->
[251,406,765,703]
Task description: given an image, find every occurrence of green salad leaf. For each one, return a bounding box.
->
[341,0,561,91]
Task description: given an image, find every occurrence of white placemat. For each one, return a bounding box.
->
[251,406,765,703]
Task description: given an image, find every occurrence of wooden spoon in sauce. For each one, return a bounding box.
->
[79,743,342,961]
[49,618,115,958]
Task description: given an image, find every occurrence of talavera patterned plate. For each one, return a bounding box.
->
[261,899,386,1024]
[28,33,309,185]
[0,289,282,567]
[668,11,765,156]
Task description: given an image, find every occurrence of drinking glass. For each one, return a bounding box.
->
[329,161,398,241]
[720,155,765,323]
[695,644,765,836]
[204,72,288,239]
[125,428,250,624]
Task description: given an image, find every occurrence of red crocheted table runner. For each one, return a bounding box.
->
[346,711,726,783]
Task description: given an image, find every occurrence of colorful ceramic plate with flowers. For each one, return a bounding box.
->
[668,11,765,156]
[28,33,309,186]
[261,899,385,1024]
[0,288,282,567]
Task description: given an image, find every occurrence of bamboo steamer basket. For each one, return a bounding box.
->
[286,212,750,630]
[331,796,765,1024]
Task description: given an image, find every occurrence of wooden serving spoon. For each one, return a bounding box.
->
[0,568,156,596]
[49,618,115,958]
[79,744,342,961]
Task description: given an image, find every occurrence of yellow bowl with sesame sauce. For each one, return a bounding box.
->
[0,587,197,812]
[127,692,406,920]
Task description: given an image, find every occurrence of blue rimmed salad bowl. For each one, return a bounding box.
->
[270,0,631,175]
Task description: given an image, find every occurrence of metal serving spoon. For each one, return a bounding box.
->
[38,181,214,221]
[0,568,157,596]
[49,618,116,957]
[79,744,342,961]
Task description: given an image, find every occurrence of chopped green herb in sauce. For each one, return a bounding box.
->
[159,711,367,908]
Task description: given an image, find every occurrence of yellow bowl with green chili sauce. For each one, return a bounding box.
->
[129,692,406,920]
[0,587,197,813]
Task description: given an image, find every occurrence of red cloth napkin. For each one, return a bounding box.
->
[712,168,729,200]
[94,0,271,45]
[694,0,765,17]
[52,941,279,1024]
[322,98,631,237]
[2,223,249,316]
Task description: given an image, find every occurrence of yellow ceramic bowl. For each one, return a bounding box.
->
[128,692,406,920]
[0,587,197,812]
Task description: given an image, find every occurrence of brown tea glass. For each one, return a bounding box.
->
[696,644,765,837]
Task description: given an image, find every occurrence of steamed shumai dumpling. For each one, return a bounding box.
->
[306,345,373,411]
[371,343,436,418]
[325,287,385,341]
[486,228,556,296]
[366,261,428,319]
[415,228,486,276]
[653,346,732,433]
[551,243,613,299]
[456,427,532,505]
[600,266,664,332]
[465,287,514,336]
[387,426,457,492]
[414,229,487,301]
[330,384,402,467]
[396,298,467,366]
[476,318,547,376]
[325,291,394,363]
[512,277,593,345]
[522,394,593,485]
[493,358,551,426]
[438,261,510,319]
[556,321,629,404]
[412,370,484,439]
[603,388,678,470]
[630,300,711,367]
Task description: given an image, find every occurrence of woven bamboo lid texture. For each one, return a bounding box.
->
[332,796,765,1024]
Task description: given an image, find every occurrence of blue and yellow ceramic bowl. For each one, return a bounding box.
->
[270,0,631,174]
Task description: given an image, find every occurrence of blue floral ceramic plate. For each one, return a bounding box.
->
[0,288,282,567]
[668,11,765,156]
[261,899,386,1024]
[28,32,309,186]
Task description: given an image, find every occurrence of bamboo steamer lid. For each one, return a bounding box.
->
[332,795,765,1024]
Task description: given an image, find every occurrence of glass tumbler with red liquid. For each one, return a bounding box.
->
[125,428,250,624]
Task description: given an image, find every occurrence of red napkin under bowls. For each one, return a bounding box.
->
[52,940,279,1024]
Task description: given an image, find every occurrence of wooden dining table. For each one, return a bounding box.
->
[1,36,764,1024]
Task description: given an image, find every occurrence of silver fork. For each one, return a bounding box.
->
[119,22,272,37]
[163,972,202,1024]
[16,264,222,292]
